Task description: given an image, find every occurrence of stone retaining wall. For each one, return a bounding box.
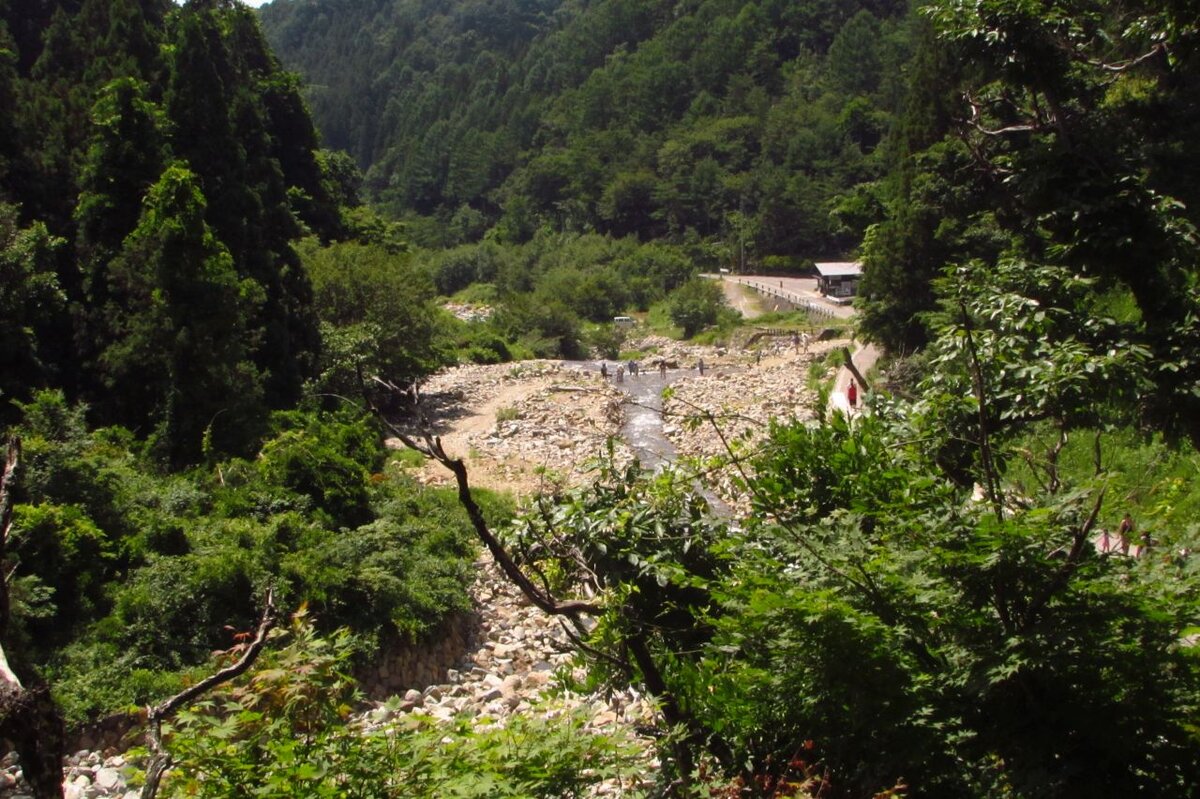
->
[356,611,476,700]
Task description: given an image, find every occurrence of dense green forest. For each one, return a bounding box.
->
[4,0,1200,796]
[259,0,909,256]
[0,0,499,763]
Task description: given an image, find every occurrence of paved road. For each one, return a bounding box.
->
[721,274,857,320]
[715,274,877,415]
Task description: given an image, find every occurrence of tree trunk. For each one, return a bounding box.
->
[0,648,65,799]
[0,437,65,798]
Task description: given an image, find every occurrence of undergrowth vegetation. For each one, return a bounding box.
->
[8,391,505,724]
[154,613,641,799]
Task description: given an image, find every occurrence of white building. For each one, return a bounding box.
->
[814,262,863,298]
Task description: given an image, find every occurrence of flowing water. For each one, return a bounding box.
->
[566,360,689,470]
[565,360,730,513]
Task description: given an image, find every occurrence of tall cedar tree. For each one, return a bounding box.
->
[100,164,264,464]
[0,0,337,450]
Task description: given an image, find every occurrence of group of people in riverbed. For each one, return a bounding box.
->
[600,358,706,383]
[1097,511,1156,557]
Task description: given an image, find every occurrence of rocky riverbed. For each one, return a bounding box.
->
[4,331,848,797]
[394,333,841,500]
[1,553,657,798]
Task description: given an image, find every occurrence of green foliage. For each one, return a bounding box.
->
[159,614,641,799]
[9,503,114,640]
[101,163,266,464]
[861,0,1200,447]
[492,293,584,360]
[426,241,511,297]
[666,277,727,338]
[1,0,338,462]
[1009,425,1200,537]
[5,395,490,724]
[0,202,63,418]
[255,411,379,530]
[584,322,627,359]
[503,244,1200,795]
[444,318,519,365]
[282,483,480,643]
[260,0,912,257]
[519,420,1200,795]
[301,237,448,398]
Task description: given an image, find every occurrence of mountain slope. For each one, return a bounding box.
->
[260,0,913,255]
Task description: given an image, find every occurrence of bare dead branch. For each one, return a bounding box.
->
[1080,42,1167,73]
[0,437,20,640]
[840,347,870,392]
[429,436,602,617]
[377,402,602,617]
[964,92,1041,138]
[141,588,277,799]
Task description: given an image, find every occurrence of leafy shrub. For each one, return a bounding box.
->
[111,540,265,667]
[9,503,116,647]
[159,615,641,799]
[256,411,382,529]
[665,277,727,338]
[7,403,491,723]
[49,640,195,724]
[584,323,627,359]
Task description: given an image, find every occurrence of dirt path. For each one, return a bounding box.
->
[829,342,880,415]
[720,277,764,319]
[392,363,628,496]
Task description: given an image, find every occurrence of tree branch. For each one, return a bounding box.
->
[140,588,277,799]
[958,300,1005,521]
[1077,42,1167,73]
[0,436,65,799]
[840,346,870,392]
[1020,489,1105,631]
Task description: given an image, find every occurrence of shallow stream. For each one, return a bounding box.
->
[564,360,691,470]
[564,360,729,513]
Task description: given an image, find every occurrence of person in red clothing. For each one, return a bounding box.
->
[847,379,858,409]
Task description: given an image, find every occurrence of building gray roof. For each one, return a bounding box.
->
[814,261,863,277]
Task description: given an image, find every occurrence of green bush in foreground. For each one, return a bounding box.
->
[6,392,498,724]
[158,614,643,799]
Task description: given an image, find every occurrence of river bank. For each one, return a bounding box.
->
[4,330,853,798]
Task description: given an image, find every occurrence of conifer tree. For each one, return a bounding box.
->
[166,3,318,409]
[100,165,264,464]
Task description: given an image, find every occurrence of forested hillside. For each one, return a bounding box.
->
[2,0,343,462]
[0,0,491,776]
[260,0,911,256]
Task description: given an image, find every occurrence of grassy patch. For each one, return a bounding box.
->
[750,309,818,328]
[1009,425,1200,539]
[644,301,682,337]
[388,447,427,470]
[449,282,499,305]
